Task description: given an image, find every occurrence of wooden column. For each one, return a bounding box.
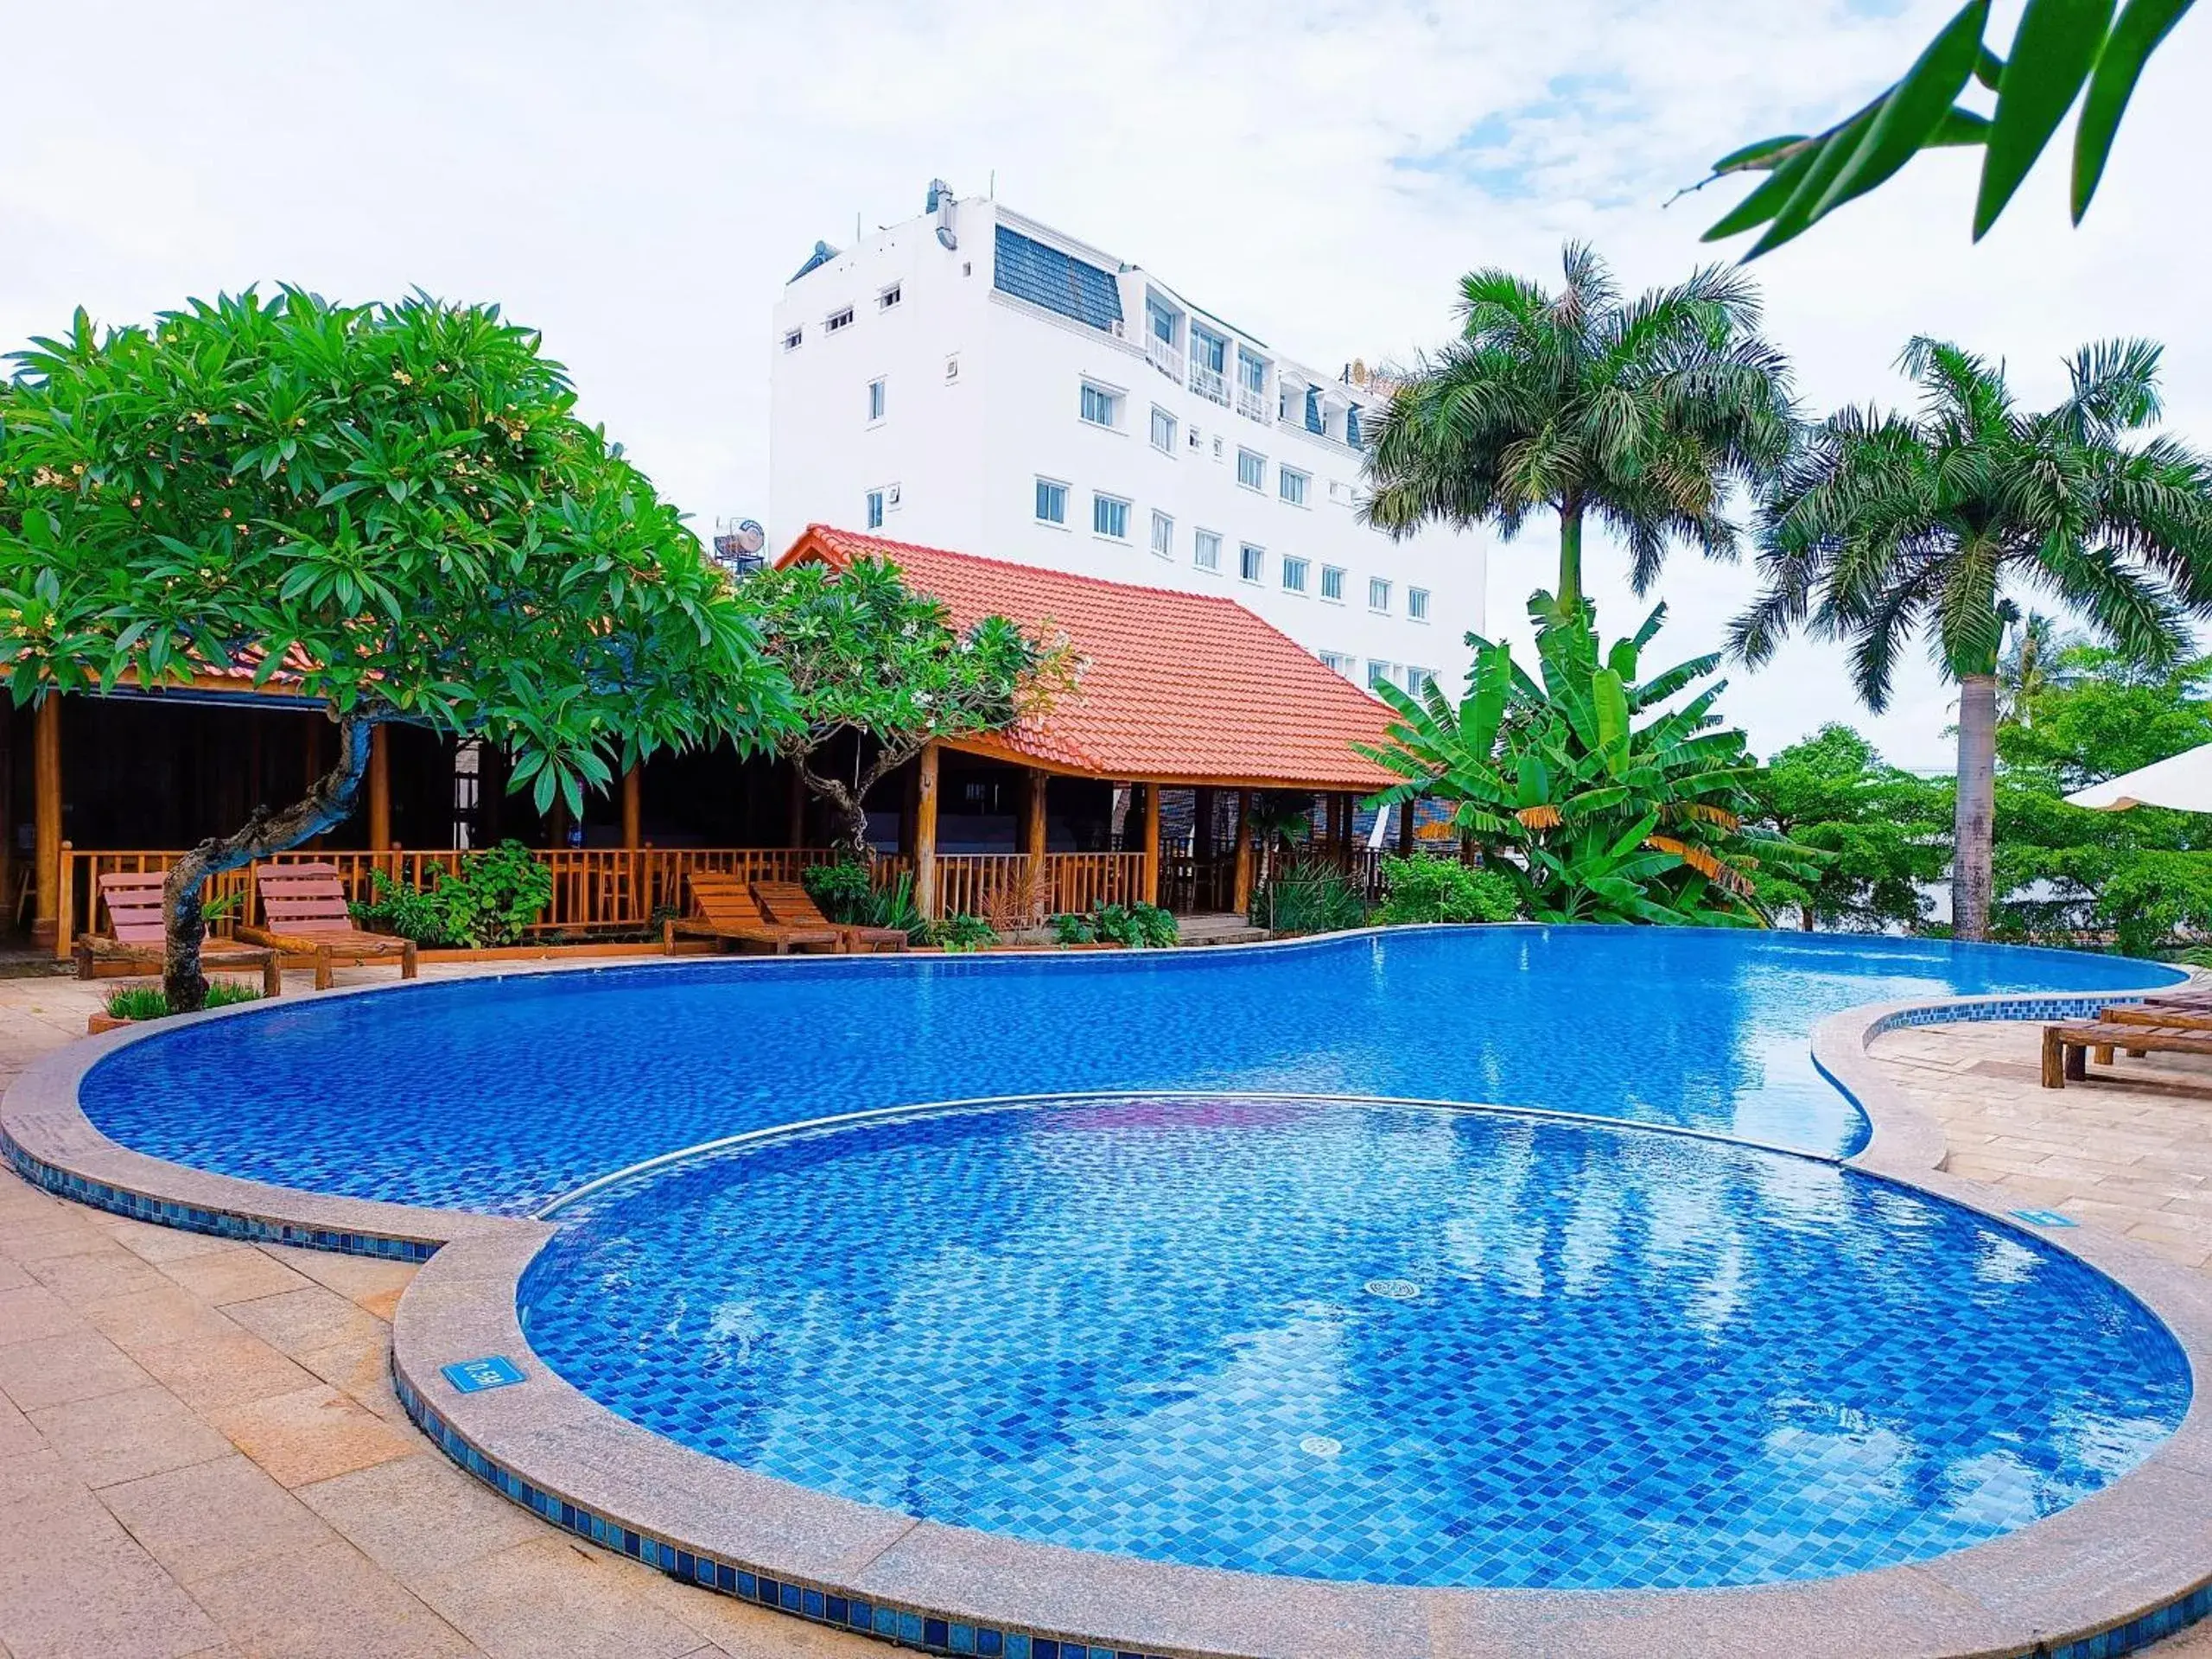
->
[786,766,807,849]
[30,696,60,950]
[621,764,643,849]
[1397,798,1416,856]
[366,725,392,860]
[1141,782,1161,907]
[1231,790,1253,915]
[912,743,940,918]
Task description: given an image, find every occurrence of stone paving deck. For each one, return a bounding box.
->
[3,965,2211,1656]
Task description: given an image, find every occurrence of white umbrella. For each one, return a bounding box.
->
[2066,741,2212,811]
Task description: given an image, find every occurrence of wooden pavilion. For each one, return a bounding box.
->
[779,524,1410,921]
[8,523,1421,957]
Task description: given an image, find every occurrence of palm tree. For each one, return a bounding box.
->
[1993,604,2077,730]
[1361,243,1795,618]
[1732,338,2212,940]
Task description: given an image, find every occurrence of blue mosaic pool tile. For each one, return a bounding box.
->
[1,1131,437,1262]
[74,931,2185,1215]
[519,1096,2191,1593]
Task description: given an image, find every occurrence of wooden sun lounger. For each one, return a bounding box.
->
[663,873,839,956]
[237,861,418,990]
[2043,1019,2212,1088]
[751,880,906,954]
[74,872,283,996]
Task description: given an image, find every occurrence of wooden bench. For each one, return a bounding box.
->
[2043,1020,2212,1088]
[663,873,839,956]
[238,862,418,990]
[73,872,283,997]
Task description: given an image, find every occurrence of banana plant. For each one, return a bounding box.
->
[1360,595,1820,925]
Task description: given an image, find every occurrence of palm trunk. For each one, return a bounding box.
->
[1951,673,1998,942]
[165,713,378,1011]
[1555,501,1585,617]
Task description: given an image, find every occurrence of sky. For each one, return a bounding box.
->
[3,0,2207,772]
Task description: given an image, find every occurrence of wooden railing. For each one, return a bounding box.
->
[932,852,1146,925]
[53,843,1163,953]
[52,844,911,957]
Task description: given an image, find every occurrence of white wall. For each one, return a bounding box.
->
[771,196,1487,696]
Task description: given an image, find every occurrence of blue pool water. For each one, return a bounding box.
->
[79,927,2178,1216]
[520,1096,2190,1589]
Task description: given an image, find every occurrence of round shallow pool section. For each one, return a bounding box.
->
[77,928,2183,1214]
[518,1096,2190,1592]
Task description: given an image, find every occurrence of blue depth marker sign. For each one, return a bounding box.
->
[442,1355,527,1393]
[2010,1209,2077,1229]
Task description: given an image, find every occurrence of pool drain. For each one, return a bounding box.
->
[1364,1277,1421,1301]
[1299,1434,1343,1458]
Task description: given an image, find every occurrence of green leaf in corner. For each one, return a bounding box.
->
[1809,0,1992,223]
[1974,0,2117,238]
[2071,0,2194,220]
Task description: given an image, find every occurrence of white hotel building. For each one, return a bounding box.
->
[768,186,1485,699]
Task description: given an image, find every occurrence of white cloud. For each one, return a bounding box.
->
[3,0,2207,773]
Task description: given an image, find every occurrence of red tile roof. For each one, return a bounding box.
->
[782,524,1401,791]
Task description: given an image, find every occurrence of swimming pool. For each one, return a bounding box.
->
[518,1096,2190,1591]
[77,926,2181,1215]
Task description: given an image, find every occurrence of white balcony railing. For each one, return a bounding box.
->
[1236,386,1269,423]
[1146,335,1184,383]
[1189,362,1228,405]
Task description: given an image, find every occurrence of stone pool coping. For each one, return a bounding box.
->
[7,938,2212,1657]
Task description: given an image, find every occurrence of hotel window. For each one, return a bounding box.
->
[1369,577,1392,613]
[1281,556,1309,594]
[825,306,854,334]
[1346,404,1363,449]
[878,283,902,310]
[1319,649,1353,677]
[1150,510,1173,559]
[1147,295,1179,350]
[1239,543,1264,583]
[1080,383,1122,429]
[1035,478,1069,525]
[1408,587,1431,621]
[1305,385,1324,435]
[1150,406,1177,454]
[867,378,886,423]
[865,489,885,531]
[1319,565,1345,602]
[1193,529,1222,571]
[1236,448,1265,491]
[782,327,803,352]
[1279,467,1309,507]
[1368,660,1397,692]
[1405,666,1436,696]
[1093,493,1130,540]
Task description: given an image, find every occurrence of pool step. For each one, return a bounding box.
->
[1176,912,1270,947]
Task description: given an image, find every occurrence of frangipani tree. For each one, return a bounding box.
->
[744,555,1074,856]
[0,289,790,1007]
[1361,597,1808,925]
[1732,336,2212,939]
[1361,244,1794,620]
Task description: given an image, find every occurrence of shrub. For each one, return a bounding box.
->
[1131,901,1179,948]
[1375,855,1522,925]
[1057,902,1179,948]
[352,841,552,949]
[925,912,999,952]
[1250,869,1370,936]
[105,980,261,1020]
[800,860,876,924]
